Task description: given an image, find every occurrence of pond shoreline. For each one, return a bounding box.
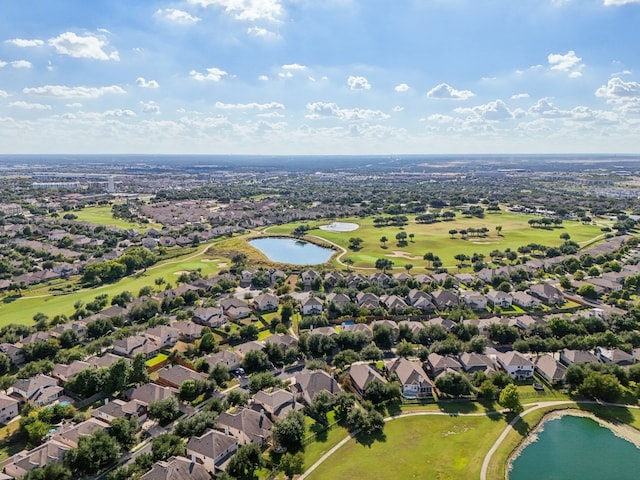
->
[506,408,640,479]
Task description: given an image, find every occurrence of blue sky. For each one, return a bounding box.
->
[1,0,640,155]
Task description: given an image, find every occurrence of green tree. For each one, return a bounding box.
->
[272,410,305,452]
[579,371,623,402]
[374,258,394,273]
[151,433,185,461]
[280,451,305,479]
[305,390,334,425]
[199,332,217,353]
[227,443,264,480]
[209,363,231,387]
[241,349,271,373]
[22,464,73,480]
[105,358,129,395]
[148,397,180,424]
[128,353,149,385]
[109,417,139,450]
[498,384,523,413]
[65,430,120,475]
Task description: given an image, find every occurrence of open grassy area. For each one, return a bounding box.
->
[266,212,605,271]
[0,242,229,326]
[305,413,510,480]
[71,205,161,232]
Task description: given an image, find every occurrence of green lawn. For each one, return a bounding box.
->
[266,212,605,271]
[145,352,169,368]
[71,205,161,232]
[0,242,229,326]
[305,414,510,480]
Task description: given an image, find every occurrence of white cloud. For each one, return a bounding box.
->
[347,75,371,90]
[595,77,640,100]
[529,98,571,117]
[305,102,390,120]
[548,50,584,77]
[427,114,455,123]
[10,60,32,69]
[247,26,279,39]
[215,101,285,110]
[5,38,44,47]
[511,93,530,99]
[394,83,410,92]
[65,103,83,108]
[23,85,126,98]
[455,99,514,120]
[392,106,404,112]
[427,83,475,100]
[9,101,51,110]
[140,101,161,115]
[278,71,293,79]
[48,32,119,61]
[604,0,640,5]
[188,0,284,22]
[282,63,307,71]
[103,109,136,118]
[136,77,160,89]
[189,67,229,81]
[258,75,269,81]
[154,8,201,25]
[0,90,9,98]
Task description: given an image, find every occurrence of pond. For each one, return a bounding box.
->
[249,237,335,265]
[319,221,360,232]
[509,414,640,480]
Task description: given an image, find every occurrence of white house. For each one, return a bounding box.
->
[301,297,323,315]
[496,351,534,381]
[186,429,238,473]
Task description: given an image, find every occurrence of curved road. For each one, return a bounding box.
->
[300,400,640,480]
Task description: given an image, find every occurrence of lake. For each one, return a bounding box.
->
[319,221,360,232]
[249,238,335,265]
[509,414,640,480]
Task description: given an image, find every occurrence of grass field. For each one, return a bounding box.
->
[71,205,161,232]
[306,413,509,480]
[266,212,606,271]
[0,242,230,326]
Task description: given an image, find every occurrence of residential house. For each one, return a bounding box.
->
[596,347,635,366]
[263,334,298,350]
[0,343,25,365]
[308,326,338,337]
[511,291,541,309]
[216,408,272,447]
[371,319,400,338]
[431,290,459,310]
[91,398,147,424]
[486,290,513,308]
[141,455,211,480]
[385,357,433,398]
[251,388,302,420]
[291,370,341,405]
[124,383,178,405]
[219,298,252,320]
[300,270,320,288]
[52,360,91,384]
[355,292,380,310]
[156,365,208,389]
[458,352,495,374]
[406,289,435,312]
[253,293,279,312]
[192,306,227,328]
[3,440,71,479]
[239,270,253,287]
[508,315,538,331]
[301,297,323,315]
[380,294,408,313]
[11,374,63,406]
[86,353,125,369]
[50,418,110,448]
[559,349,600,367]
[370,272,391,288]
[426,317,456,332]
[172,321,205,342]
[392,272,412,284]
[426,353,462,378]
[323,271,344,289]
[144,325,179,348]
[588,277,623,293]
[234,341,265,357]
[454,273,477,286]
[529,283,565,305]
[496,351,534,380]
[461,292,488,311]
[186,430,238,473]
[349,363,386,398]
[203,350,242,371]
[535,355,567,385]
[112,335,161,358]
[0,394,19,424]
[398,320,424,337]
[342,322,373,337]
[326,293,351,309]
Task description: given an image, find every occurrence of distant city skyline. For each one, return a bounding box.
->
[1,0,640,155]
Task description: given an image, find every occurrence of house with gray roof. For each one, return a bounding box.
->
[349,363,386,398]
[186,430,238,473]
[385,357,433,398]
[535,355,567,385]
[157,365,208,389]
[291,370,341,405]
[251,388,302,420]
[426,353,462,378]
[216,408,272,447]
[559,349,600,367]
[141,456,211,480]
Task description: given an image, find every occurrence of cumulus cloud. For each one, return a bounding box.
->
[189,67,229,81]
[347,75,371,90]
[595,77,640,100]
[247,26,279,39]
[23,85,126,98]
[427,83,475,100]
[10,60,32,68]
[48,32,119,61]
[5,38,44,47]
[9,101,51,110]
[282,63,307,71]
[188,0,284,22]
[511,93,530,100]
[65,103,83,108]
[136,77,160,88]
[0,90,9,98]
[215,101,285,110]
[258,75,269,81]
[604,0,640,5]
[392,106,404,112]
[103,109,136,118]
[305,102,390,120]
[455,99,514,120]
[548,50,584,77]
[155,8,201,25]
[394,83,410,92]
[528,98,571,117]
[140,101,161,115]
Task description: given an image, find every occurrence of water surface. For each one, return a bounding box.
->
[249,238,334,265]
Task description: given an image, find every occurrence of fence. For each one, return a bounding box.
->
[302,420,340,446]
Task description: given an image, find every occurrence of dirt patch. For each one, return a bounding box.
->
[173,270,191,275]
[217,262,228,268]
[201,258,220,263]
[385,251,422,260]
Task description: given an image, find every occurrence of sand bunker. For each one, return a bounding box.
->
[319,222,360,232]
[385,251,422,260]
